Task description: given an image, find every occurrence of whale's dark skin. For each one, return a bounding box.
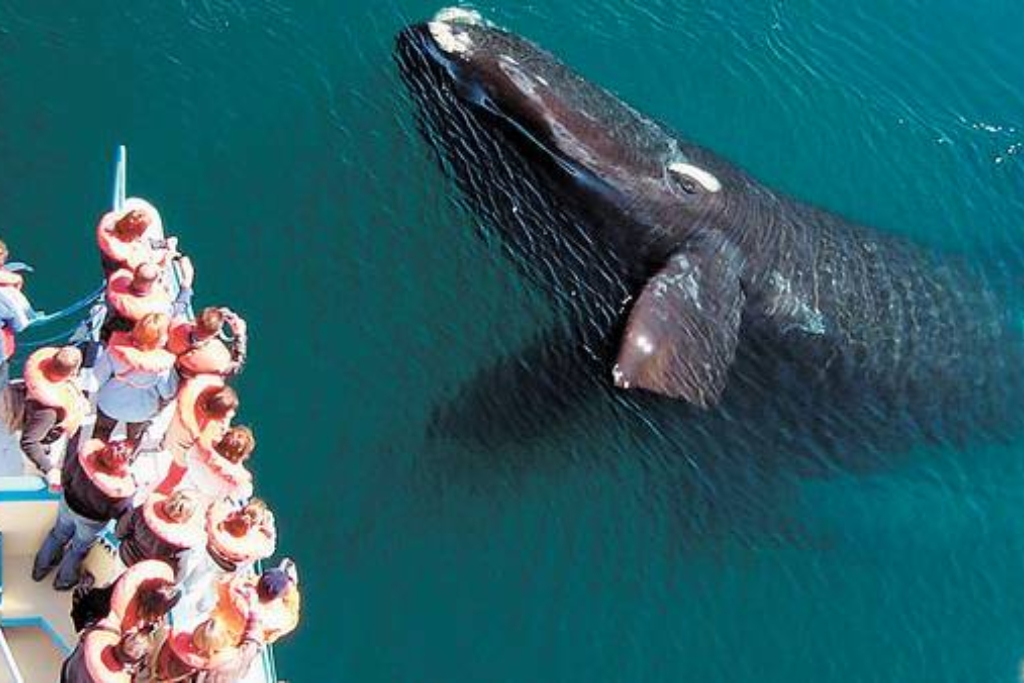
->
[395,11,1022,454]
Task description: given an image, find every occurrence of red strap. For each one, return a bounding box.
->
[156,461,187,496]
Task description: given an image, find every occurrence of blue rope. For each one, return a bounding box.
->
[25,284,104,327]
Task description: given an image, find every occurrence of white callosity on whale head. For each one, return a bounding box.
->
[433,6,483,25]
[428,7,485,55]
[668,162,722,193]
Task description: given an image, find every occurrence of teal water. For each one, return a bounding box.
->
[3,2,1024,681]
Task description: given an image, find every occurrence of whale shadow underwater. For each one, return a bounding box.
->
[394,9,1024,495]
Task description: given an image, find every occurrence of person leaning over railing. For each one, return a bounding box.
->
[33,439,137,590]
[20,345,90,489]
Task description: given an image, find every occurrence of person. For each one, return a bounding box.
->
[104,262,170,331]
[198,591,268,683]
[174,499,276,617]
[206,498,277,570]
[92,312,178,446]
[61,569,180,682]
[161,425,255,501]
[103,256,194,335]
[60,627,149,682]
[20,345,89,489]
[33,439,136,590]
[160,376,238,475]
[168,306,249,378]
[115,489,208,571]
[151,612,257,682]
[95,198,177,275]
[214,558,300,645]
[0,238,40,388]
[71,558,179,634]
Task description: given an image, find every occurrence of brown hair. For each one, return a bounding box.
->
[214,426,255,464]
[199,386,238,420]
[132,313,169,351]
[94,440,135,472]
[112,209,150,240]
[134,581,180,623]
[223,498,269,536]
[160,490,200,523]
[195,307,225,338]
[48,347,82,379]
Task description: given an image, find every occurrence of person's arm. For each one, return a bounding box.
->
[156,368,180,403]
[0,287,36,332]
[92,348,114,387]
[19,404,60,474]
[169,256,195,318]
[222,310,248,373]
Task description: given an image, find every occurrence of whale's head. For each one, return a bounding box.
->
[398,10,761,405]
[396,9,746,279]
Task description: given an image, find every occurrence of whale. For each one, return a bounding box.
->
[395,9,1023,456]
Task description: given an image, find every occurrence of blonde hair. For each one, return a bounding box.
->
[191,617,235,657]
[161,490,200,522]
[132,313,169,351]
[49,347,83,378]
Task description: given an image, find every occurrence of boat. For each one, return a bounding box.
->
[0,146,282,682]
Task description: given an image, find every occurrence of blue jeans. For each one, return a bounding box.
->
[33,499,110,586]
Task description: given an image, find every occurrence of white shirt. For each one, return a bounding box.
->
[93,347,179,422]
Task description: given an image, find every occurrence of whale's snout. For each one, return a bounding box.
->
[426,7,485,56]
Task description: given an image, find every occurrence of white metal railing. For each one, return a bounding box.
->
[0,628,26,683]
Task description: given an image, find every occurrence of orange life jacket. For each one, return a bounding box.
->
[95,198,165,271]
[163,628,239,673]
[168,321,234,376]
[1,327,14,360]
[105,269,171,324]
[177,375,234,451]
[105,559,176,633]
[192,442,254,500]
[141,493,209,552]
[206,500,276,565]
[23,347,88,433]
[0,268,24,289]
[107,330,176,375]
[81,628,134,682]
[78,439,136,500]
[214,573,301,644]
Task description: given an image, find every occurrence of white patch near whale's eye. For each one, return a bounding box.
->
[433,7,484,25]
[668,162,721,193]
[428,20,474,55]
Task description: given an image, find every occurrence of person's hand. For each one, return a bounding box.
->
[177,256,195,289]
[45,468,62,493]
[224,310,247,335]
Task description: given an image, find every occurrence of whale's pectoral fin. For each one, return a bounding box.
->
[613,234,745,408]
